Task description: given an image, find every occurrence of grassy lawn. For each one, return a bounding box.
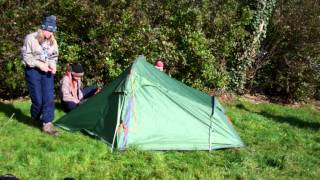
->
[0,98,319,179]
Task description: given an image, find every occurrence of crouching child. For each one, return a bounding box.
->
[60,63,99,112]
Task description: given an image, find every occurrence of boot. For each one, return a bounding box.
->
[42,122,58,136]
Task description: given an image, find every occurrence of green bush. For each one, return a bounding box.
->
[253,0,320,101]
[1,0,259,99]
[8,0,319,102]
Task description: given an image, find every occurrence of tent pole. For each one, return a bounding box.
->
[209,96,216,151]
[111,94,125,152]
[209,120,213,151]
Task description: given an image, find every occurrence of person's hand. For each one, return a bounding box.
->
[79,99,87,105]
[48,64,56,74]
[94,88,101,95]
[38,63,50,72]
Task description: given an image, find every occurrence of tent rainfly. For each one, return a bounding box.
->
[55,55,244,150]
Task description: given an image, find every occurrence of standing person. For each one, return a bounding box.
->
[60,63,99,112]
[21,15,58,135]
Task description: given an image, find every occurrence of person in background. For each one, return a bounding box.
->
[154,58,164,71]
[60,63,99,112]
[21,15,58,136]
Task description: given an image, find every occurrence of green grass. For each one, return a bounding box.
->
[0,98,319,179]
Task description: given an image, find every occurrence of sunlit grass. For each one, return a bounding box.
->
[0,98,319,179]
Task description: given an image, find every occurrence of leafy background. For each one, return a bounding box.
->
[0,0,319,102]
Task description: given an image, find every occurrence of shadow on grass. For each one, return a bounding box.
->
[236,103,320,131]
[0,101,40,128]
[55,102,66,113]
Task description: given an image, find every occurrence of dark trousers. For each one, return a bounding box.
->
[62,86,97,112]
[25,67,54,123]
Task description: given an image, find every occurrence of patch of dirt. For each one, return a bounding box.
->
[241,93,320,111]
[242,94,269,104]
[210,90,236,103]
[218,93,236,103]
[0,96,29,103]
[310,100,320,111]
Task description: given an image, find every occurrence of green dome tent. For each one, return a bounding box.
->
[55,55,244,150]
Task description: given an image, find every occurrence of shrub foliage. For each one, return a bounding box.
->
[0,0,318,101]
[252,0,320,101]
